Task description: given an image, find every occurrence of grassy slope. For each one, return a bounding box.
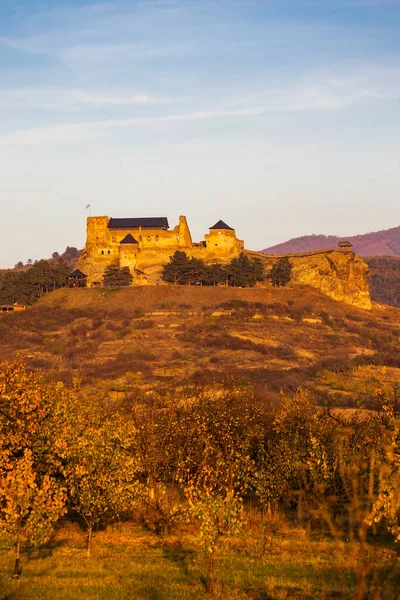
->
[1,285,399,406]
[1,288,400,598]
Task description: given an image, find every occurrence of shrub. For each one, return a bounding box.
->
[132,320,155,330]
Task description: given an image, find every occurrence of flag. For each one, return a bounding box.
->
[86,203,91,209]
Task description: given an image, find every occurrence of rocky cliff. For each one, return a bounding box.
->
[253,249,372,310]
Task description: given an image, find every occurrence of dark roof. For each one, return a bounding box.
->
[210,220,234,230]
[120,234,139,244]
[108,217,169,230]
[69,269,87,278]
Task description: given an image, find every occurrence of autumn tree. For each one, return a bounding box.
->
[0,357,78,478]
[130,400,189,537]
[64,399,138,556]
[0,450,66,578]
[179,390,260,593]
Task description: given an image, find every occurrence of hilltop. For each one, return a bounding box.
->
[261,225,400,256]
[1,286,398,408]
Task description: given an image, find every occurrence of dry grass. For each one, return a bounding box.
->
[0,286,399,405]
[0,516,398,599]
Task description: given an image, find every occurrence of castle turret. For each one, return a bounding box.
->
[204,220,244,256]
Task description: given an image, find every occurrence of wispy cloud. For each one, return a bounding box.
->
[0,70,388,146]
[71,90,171,106]
[0,88,172,112]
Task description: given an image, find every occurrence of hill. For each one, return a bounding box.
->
[1,286,399,408]
[261,225,400,256]
[367,256,400,307]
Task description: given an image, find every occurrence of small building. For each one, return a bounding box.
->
[338,241,353,249]
[67,269,87,288]
[0,304,25,313]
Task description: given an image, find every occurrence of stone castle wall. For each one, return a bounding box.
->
[78,215,244,286]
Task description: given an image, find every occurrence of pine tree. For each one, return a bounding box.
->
[103,265,133,287]
[269,257,292,287]
[161,251,192,284]
[227,253,264,287]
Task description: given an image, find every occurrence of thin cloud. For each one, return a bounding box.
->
[0,88,171,111]
[72,91,170,106]
[1,63,397,143]
[0,93,375,146]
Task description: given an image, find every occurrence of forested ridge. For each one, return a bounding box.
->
[367,256,400,307]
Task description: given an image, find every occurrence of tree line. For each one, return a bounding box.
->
[161,251,292,288]
[0,259,71,306]
[1,358,398,593]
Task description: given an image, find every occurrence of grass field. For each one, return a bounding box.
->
[1,517,399,600]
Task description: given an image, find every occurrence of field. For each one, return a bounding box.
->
[1,517,399,600]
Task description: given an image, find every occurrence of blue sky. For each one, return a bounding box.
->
[1,0,400,266]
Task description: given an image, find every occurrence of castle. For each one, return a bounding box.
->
[77,215,244,286]
[76,214,372,309]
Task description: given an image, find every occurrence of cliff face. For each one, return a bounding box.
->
[258,249,372,310]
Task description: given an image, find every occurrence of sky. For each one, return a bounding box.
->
[1,0,400,267]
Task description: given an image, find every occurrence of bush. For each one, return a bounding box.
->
[132,320,155,330]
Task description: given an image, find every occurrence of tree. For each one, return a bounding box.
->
[179,392,258,593]
[161,251,192,284]
[227,253,264,287]
[0,259,70,306]
[0,450,66,578]
[65,402,138,556]
[207,263,228,287]
[61,246,80,265]
[130,401,189,537]
[0,357,77,477]
[269,257,292,287]
[103,265,133,287]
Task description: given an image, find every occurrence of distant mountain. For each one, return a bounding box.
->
[261,226,400,257]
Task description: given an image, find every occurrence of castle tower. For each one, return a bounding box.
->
[85,216,109,257]
[204,220,244,256]
[119,234,139,276]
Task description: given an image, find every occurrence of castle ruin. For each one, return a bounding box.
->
[78,215,244,286]
[76,214,372,309]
